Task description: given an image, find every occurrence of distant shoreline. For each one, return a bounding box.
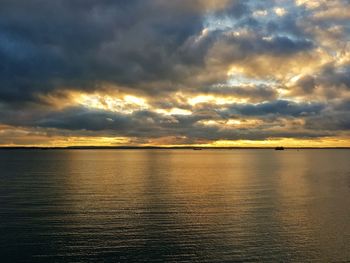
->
[1,146,350,150]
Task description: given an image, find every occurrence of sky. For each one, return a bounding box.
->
[0,0,350,147]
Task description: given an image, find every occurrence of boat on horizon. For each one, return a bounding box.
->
[275,146,285,151]
[193,147,203,150]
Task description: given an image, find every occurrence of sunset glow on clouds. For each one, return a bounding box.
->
[0,0,350,146]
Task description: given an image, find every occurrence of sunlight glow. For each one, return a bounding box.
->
[197,119,263,128]
[155,108,192,116]
[274,7,287,16]
[188,95,247,105]
[76,93,149,113]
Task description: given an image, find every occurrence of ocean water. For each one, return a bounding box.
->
[0,149,349,262]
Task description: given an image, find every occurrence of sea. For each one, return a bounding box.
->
[1,149,349,262]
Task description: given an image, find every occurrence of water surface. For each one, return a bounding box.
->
[1,149,350,262]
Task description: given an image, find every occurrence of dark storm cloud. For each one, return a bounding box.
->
[0,0,316,104]
[0,0,206,102]
[199,31,313,67]
[305,112,350,131]
[295,75,316,94]
[320,65,350,90]
[0,101,333,142]
[37,108,133,132]
[0,0,349,144]
[290,64,350,97]
[261,36,313,55]
[223,100,325,117]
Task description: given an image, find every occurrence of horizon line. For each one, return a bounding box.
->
[1,146,350,150]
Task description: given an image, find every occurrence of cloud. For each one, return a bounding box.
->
[305,112,350,131]
[0,0,314,103]
[0,0,349,145]
[223,100,325,117]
